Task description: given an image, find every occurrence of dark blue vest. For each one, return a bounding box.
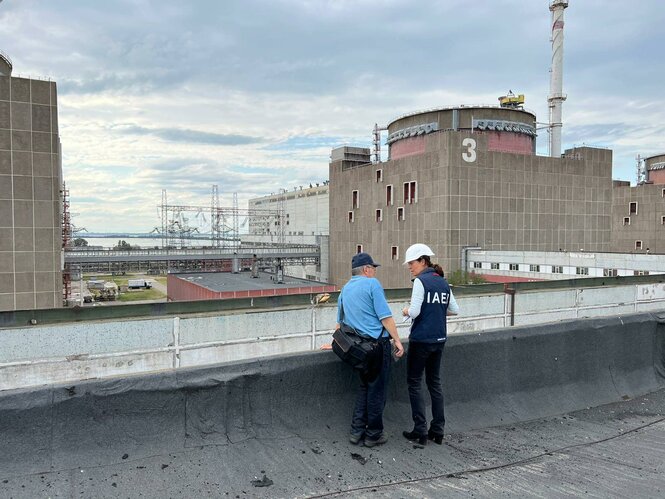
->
[410,267,451,343]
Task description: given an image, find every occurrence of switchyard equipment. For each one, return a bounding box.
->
[157,186,286,249]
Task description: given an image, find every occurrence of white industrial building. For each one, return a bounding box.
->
[244,184,329,281]
[246,184,329,245]
[466,249,665,282]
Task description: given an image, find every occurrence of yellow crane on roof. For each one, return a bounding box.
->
[499,90,525,108]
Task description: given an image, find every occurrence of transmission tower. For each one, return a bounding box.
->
[232,192,239,249]
[161,189,168,248]
[277,188,287,245]
[211,185,221,247]
[636,155,647,185]
[61,182,72,302]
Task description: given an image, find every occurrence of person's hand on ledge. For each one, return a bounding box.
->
[320,343,333,350]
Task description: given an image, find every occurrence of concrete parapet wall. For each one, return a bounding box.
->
[3,281,665,390]
[1,312,663,477]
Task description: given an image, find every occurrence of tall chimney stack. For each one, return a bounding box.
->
[548,0,568,157]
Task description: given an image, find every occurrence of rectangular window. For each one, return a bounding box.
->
[403,181,418,204]
[397,207,405,221]
[629,202,638,215]
[356,245,363,254]
[375,209,382,222]
[576,267,589,275]
[552,266,563,274]
[352,190,359,209]
[376,169,383,182]
[623,217,630,226]
[386,185,393,206]
[603,268,618,277]
[473,262,482,269]
[509,263,518,271]
[391,246,399,260]
[491,263,499,270]
[661,216,665,225]
[634,270,649,276]
[529,264,540,272]
[348,211,354,223]
[662,188,665,198]
[635,240,643,250]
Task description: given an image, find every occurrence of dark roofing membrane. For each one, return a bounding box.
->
[1,312,664,497]
[174,270,327,292]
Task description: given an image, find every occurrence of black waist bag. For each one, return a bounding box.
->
[332,324,383,381]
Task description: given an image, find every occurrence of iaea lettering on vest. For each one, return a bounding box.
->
[426,292,449,304]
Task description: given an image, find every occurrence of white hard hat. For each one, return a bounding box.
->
[403,243,435,264]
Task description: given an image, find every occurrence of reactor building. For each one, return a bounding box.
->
[0,52,63,311]
[611,153,665,254]
[328,101,613,289]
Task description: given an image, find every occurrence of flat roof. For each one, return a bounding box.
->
[172,271,328,292]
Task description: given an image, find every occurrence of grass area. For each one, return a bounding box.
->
[446,270,487,286]
[85,274,166,288]
[84,273,167,302]
[85,274,129,286]
[117,288,166,302]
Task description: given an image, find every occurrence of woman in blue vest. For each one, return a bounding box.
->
[401,243,459,445]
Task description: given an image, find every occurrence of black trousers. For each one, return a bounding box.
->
[351,338,391,441]
[406,341,445,436]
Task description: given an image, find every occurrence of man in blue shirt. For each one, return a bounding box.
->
[336,252,404,447]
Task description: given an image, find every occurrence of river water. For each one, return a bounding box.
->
[76,237,209,249]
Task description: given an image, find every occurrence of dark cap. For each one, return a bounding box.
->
[352,252,380,269]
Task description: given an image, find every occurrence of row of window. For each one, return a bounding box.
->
[349,207,406,223]
[472,262,651,276]
[355,244,400,261]
[623,216,665,226]
[473,262,561,273]
[351,181,418,210]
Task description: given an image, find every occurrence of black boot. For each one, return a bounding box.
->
[428,429,443,445]
[403,430,427,445]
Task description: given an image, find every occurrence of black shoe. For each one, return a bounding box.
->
[428,430,444,445]
[403,430,427,446]
[364,433,388,447]
[349,433,363,445]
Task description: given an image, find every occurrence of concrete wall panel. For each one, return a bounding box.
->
[637,283,665,301]
[514,309,577,326]
[0,351,173,391]
[515,289,576,313]
[180,310,312,345]
[179,336,308,367]
[10,101,30,130]
[636,301,665,313]
[577,286,635,307]
[0,319,174,363]
[448,316,506,333]
[578,304,635,318]
[313,305,338,332]
[456,294,505,316]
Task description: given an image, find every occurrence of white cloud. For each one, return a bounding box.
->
[1,0,663,232]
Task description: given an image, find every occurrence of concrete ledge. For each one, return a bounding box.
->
[4,279,665,391]
[1,312,663,478]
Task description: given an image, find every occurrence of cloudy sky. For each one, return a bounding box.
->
[1,0,663,232]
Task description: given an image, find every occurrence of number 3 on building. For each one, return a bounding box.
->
[462,138,477,163]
